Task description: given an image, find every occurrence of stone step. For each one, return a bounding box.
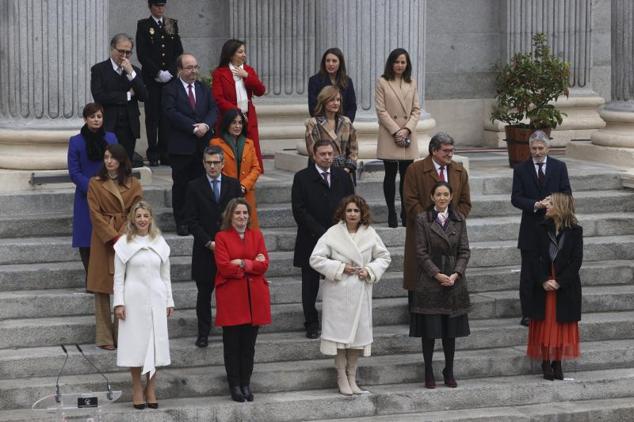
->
[1,353,634,414]
[2,257,632,295]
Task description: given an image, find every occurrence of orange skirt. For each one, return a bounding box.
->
[527,290,580,361]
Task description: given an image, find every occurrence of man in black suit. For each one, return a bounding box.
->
[136,0,183,166]
[91,33,148,163]
[163,53,218,235]
[292,140,355,338]
[511,130,572,327]
[184,145,242,347]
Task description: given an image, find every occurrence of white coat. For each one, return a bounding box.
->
[113,234,173,377]
[309,222,391,356]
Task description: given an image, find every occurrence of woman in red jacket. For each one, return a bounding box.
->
[214,197,271,403]
[211,39,266,171]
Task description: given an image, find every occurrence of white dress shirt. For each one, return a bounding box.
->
[432,159,448,182]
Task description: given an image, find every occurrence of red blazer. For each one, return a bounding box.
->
[214,227,271,327]
[211,65,266,169]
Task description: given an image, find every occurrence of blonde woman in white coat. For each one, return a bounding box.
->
[310,195,391,395]
[113,201,174,410]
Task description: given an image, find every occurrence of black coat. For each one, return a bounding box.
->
[308,73,357,122]
[90,59,148,139]
[162,78,218,155]
[292,166,354,267]
[528,220,583,323]
[511,156,571,251]
[184,175,242,282]
[135,17,184,84]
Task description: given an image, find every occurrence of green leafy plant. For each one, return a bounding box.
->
[199,74,212,90]
[491,33,570,129]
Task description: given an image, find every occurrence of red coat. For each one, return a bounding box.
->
[211,65,266,170]
[214,227,271,327]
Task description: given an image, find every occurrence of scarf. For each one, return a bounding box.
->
[81,124,108,162]
[221,131,246,175]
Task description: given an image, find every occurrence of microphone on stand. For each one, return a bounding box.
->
[74,344,114,400]
[55,345,70,403]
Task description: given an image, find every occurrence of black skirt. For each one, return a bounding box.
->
[409,313,470,339]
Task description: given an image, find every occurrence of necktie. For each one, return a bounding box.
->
[537,163,545,185]
[321,171,330,187]
[212,179,220,202]
[157,19,163,29]
[438,166,445,182]
[188,84,196,110]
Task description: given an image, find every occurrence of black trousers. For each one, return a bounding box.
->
[79,247,90,289]
[519,249,537,317]
[222,325,259,387]
[195,276,215,337]
[301,265,321,329]
[145,81,169,162]
[170,153,204,225]
[114,124,136,162]
[383,160,413,220]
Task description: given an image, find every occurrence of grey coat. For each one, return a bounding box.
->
[411,208,471,317]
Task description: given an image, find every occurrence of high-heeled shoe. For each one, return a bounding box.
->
[230,386,246,402]
[133,403,146,410]
[424,371,436,389]
[147,402,159,409]
[551,361,563,380]
[542,360,554,381]
[387,209,398,228]
[442,368,457,388]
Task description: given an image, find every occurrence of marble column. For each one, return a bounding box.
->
[0,0,109,170]
[568,0,634,173]
[484,0,605,147]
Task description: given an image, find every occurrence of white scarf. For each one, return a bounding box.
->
[229,63,249,113]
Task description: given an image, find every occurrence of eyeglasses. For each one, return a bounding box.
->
[116,49,133,56]
[183,65,200,71]
[204,160,223,167]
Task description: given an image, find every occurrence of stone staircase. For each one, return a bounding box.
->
[1,154,634,421]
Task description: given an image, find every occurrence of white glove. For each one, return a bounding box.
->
[155,70,173,83]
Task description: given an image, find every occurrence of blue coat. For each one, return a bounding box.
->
[308,73,357,122]
[67,132,118,247]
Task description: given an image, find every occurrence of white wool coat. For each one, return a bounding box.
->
[309,222,391,355]
[113,234,173,377]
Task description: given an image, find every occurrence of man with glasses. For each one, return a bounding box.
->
[90,33,148,164]
[163,53,218,235]
[184,146,241,347]
[136,0,183,167]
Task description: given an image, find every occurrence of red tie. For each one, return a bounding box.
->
[188,84,196,110]
[438,166,445,181]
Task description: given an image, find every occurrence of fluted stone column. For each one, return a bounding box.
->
[229,0,436,168]
[0,0,109,170]
[568,0,634,172]
[484,0,605,147]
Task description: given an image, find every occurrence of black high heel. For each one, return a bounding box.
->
[133,403,146,410]
[542,360,554,381]
[442,368,457,388]
[551,361,564,380]
[230,385,246,402]
[387,209,398,228]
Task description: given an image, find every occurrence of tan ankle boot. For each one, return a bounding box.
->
[346,349,368,394]
[335,350,353,395]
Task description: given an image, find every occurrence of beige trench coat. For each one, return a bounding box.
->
[87,176,143,294]
[375,77,421,160]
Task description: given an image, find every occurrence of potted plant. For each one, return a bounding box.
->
[491,33,570,167]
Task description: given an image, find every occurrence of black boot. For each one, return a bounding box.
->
[387,208,398,228]
[551,361,563,380]
[229,385,245,402]
[542,360,554,381]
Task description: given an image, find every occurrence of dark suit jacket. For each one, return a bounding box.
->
[511,156,572,251]
[135,17,183,83]
[90,59,148,138]
[292,166,355,267]
[308,73,357,122]
[162,78,218,155]
[528,220,583,323]
[184,175,242,282]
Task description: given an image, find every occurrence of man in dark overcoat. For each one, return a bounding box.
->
[511,130,571,326]
[136,0,183,166]
[292,140,355,338]
[163,53,218,235]
[91,33,148,163]
[184,145,242,347]
[402,132,471,292]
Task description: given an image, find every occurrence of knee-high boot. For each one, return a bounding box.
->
[346,349,369,394]
[335,350,353,395]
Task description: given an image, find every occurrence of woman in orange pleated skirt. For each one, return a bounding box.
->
[526,193,582,380]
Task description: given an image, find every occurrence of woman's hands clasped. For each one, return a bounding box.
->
[343,264,369,280]
[435,272,460,287]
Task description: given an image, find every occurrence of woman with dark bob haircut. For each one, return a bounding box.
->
[87,143,143,350]
[68,103,118,284]
[310,195,391,395]
[211,39,266,171]
[308,47,357,122]
[375,48,421,228]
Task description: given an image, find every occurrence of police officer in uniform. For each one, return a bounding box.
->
[136,0,184,166]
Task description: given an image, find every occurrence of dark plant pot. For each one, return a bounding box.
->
[503,126,551,168]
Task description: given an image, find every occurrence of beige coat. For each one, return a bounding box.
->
[375,77,421,160]
[87,176,143,294]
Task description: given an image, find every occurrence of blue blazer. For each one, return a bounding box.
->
[511,156,572,251]
[308,73,357,122]
[67,132,118,247]
[162,78,218,155]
